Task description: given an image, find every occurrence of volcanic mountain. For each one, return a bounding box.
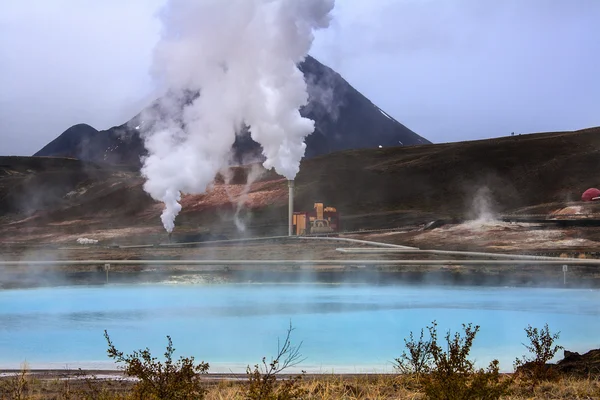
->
[34,56,429,165]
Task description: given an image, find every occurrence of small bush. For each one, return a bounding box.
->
[104,330,209,399]
[421,322,509,400]
[394,325,433,375]
[245,322,305,400]
[0,362,29,400]
[514,323,563,382]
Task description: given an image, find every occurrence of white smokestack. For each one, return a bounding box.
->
[288,180,294,236]
[140,0,335,232]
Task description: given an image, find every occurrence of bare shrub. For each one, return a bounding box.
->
[104,330,209,399]
[0,362,29,400]
[514,323,563,382]
[422,322,509,400]
[394,324,434,375]
[245,322,305,400]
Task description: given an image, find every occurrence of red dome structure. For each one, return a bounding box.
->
[581,188,600,202]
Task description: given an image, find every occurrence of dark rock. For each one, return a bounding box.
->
[517,349,600,378]
[557,348,600,376]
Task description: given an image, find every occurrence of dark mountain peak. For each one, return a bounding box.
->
[47,123,98,142]
[34,123,99,159]
[66,123,98,133]
[35,56,430,166]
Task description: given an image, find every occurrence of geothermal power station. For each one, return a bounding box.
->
[1,0,600,396]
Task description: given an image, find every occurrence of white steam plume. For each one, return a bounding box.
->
[234,164,264,232]
[141,0,335,232]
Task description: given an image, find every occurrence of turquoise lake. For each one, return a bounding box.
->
[0,280,598,372]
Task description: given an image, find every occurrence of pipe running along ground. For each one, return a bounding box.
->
[0,259,596,267]
[335,248,585,261]
[295,236,418,249]
[116,233,415,249]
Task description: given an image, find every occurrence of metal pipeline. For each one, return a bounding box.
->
[297,236,418,249]
[1,259,596,267]
[335,248,584,261]
[156,235,293,248]
[84,235,416,250]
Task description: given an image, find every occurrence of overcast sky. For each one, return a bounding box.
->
[1,0,599,156]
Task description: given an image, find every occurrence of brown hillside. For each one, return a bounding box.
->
[1,126,599,243]
[295,126,600,217]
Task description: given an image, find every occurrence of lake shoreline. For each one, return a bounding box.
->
[1,268,598,291]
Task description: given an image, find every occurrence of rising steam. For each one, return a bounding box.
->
[222,164,265,233]
[140,0,335,232]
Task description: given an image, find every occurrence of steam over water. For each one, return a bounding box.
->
[0,282,598,372]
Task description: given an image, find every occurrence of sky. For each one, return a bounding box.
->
[1,0,599,156]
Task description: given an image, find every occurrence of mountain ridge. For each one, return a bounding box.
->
[34,56,429,165]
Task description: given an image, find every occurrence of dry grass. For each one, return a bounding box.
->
[2,373,599,399]
[205,375,425,400]
[504,375,600,399]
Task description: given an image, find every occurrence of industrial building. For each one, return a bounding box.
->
[292,202,340,235]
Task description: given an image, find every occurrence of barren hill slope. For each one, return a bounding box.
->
[2,126,600,244]
[295,126,600,217]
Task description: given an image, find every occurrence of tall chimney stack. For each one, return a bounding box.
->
[288,180,294,236]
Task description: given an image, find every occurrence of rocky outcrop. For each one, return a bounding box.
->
[557,349,600,376]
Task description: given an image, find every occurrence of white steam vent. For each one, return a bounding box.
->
[140,0,336,232]
[77,238,99,245]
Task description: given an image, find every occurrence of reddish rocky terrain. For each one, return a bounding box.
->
[2,126,600,251]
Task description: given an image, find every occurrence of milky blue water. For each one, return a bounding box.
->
[0,282,598,372]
